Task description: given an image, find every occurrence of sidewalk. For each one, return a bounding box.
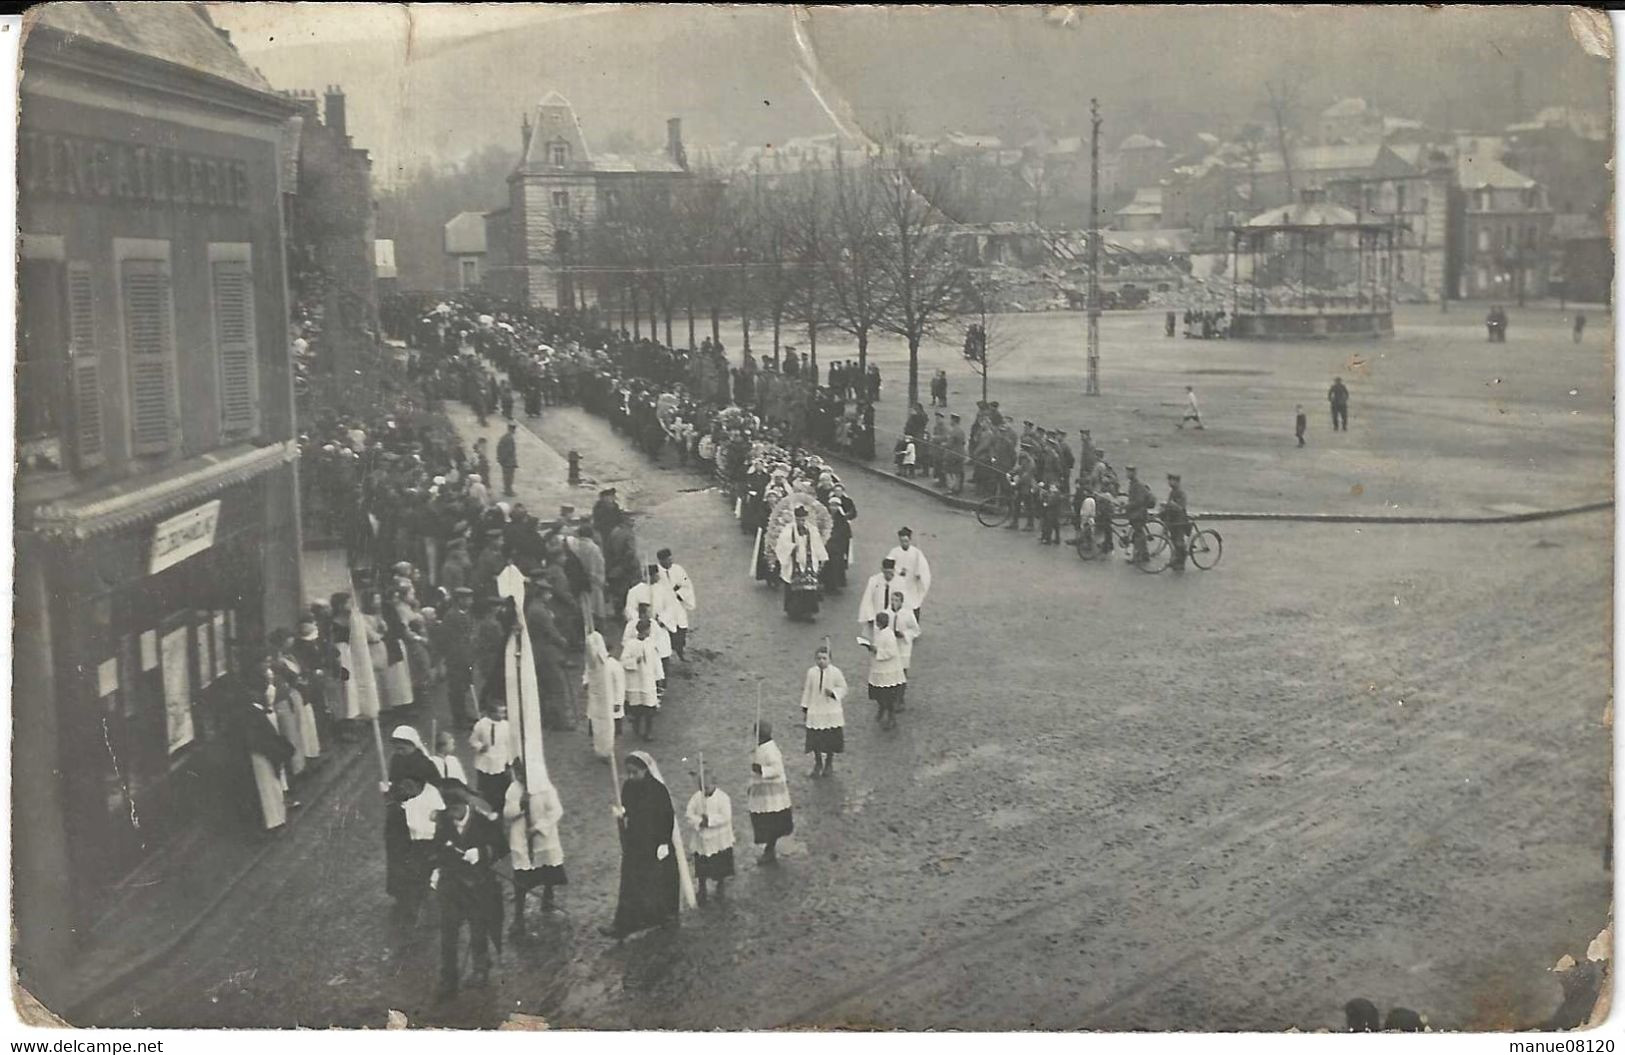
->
[445,383,606,524]
[57,546,406,1021]
[820,444,1615,526]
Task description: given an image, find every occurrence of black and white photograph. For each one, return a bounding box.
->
[9,2,1618,1036]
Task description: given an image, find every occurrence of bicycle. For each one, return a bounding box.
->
[1074,513,1169,573]
[975,475,1019,528]
[1168,517,1223,571]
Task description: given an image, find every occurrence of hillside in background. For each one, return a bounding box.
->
[225,6,1610,183]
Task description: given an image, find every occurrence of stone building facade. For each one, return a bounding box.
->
[492,91,692,308]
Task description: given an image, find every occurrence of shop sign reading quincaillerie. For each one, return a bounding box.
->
[19,131,251,210]
[150,500,222,575]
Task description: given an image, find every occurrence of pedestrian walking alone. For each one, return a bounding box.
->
[497,422,519,497]
[1295,404,1307,447]
[1177,385,1204,430]
[1328,377,1350,432]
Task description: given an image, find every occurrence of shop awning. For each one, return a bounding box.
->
[27,440,298,541]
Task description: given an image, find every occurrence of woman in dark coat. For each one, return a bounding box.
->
[602,751,691,939]
[821,484,858,591]
[384,726,443,907]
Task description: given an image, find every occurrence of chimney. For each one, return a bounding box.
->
[324,84,347,140]
[667,117,688,171]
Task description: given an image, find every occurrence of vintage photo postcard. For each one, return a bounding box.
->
[12,2,1615,1034]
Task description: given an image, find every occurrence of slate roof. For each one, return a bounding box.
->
[30,3,274,95]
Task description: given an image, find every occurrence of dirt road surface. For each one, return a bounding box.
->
[76,373,1611,1031]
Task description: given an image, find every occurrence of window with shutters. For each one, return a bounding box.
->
[117,245,177,455]
[16,254,69,474]
[209,246,259,436]
[67,262,105,468]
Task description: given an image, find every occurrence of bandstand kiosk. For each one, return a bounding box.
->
[1225,188,1398,339]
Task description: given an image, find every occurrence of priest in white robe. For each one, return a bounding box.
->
[774,506,828,621]
[656,548,697,661]
[884,526,932,621]
[857,558,906,629]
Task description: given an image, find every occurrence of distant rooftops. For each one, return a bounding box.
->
[1119,133,1166,151]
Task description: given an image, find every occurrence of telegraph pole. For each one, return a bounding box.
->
[1085,97,1102,396]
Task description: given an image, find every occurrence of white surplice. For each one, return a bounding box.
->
[884,543,932,608]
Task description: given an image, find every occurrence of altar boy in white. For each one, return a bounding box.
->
[684,770,735,904]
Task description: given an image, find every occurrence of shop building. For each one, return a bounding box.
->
[15,4,303,1008]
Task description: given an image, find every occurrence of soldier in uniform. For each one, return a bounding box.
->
[1123,466,1155,564]
[1008,446,1038,531]
[944,413,968,495]
[930,412,950,486]
[1055,430,1075,495]
[1163,473,1190,571]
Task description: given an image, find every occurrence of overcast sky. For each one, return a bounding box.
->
[206,6,1612,181]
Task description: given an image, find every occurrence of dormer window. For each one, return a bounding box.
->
[549,141,569,167]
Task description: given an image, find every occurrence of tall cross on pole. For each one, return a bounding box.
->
[1086,98,1102,397]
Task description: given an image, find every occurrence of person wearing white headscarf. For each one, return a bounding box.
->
[384,726,442,911]
[602,750,695,938]
[583,629,625,759]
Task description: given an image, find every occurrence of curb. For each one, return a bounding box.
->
[63,736,372,1023]
[811,448,1614,527]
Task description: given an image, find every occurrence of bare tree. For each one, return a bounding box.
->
[873,139,968,408]
[715,174,765,354]
[821,146,892,378]
[958,269,1020,405]
[1264,79,1301,199]
[750,167,797,358]
[784,161,834,372]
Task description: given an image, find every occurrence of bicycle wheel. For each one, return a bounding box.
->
[1073,530,1103,561]
[1136,522,1171,573]
[1144,520,1170,558]
[976,493,1011,528]
[1189,528,1223,570]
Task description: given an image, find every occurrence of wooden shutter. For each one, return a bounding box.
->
[66,262,105,467]
[210,260,258,434]
[121,258,174,454]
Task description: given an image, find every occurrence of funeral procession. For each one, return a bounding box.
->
[9,3,1616,1038]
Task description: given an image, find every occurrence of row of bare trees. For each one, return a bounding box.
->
[582,137,973,407]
